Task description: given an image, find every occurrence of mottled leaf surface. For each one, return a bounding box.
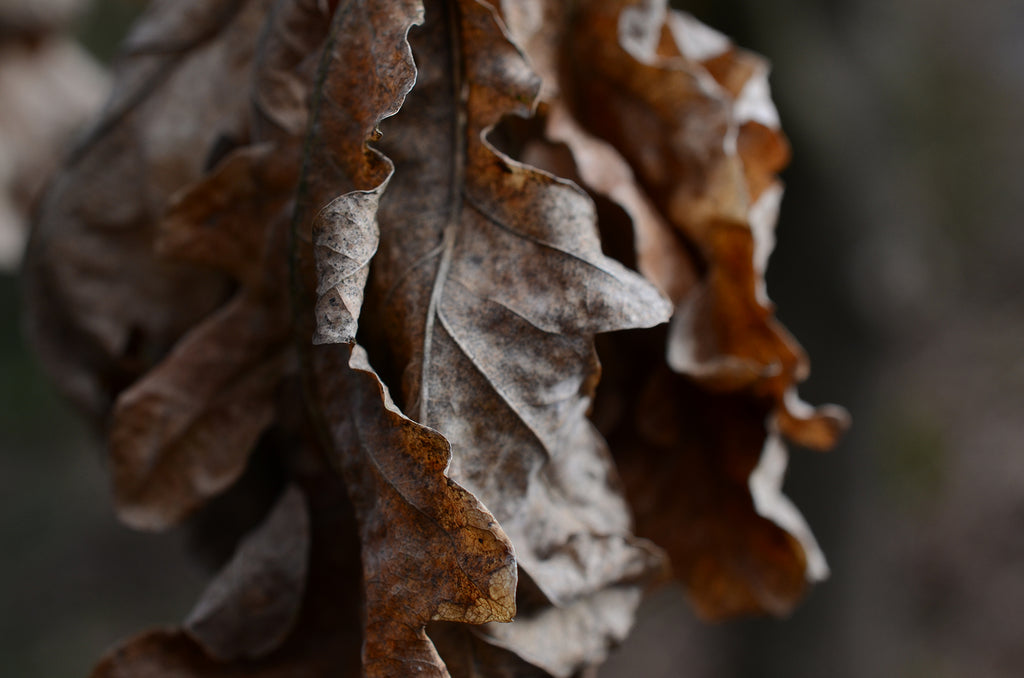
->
[311,344,517,678]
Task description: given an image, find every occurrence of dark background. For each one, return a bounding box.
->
[2,0,1022,676]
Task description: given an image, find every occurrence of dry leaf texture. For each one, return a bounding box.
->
[499,0,848,618]
[22,0,848,675]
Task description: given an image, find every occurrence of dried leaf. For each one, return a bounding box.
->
[307,0,670,670]
[565,2,847,423]
[184,484,310,661]
[109,148,294,529]
[106,0,338,528]
[500,0,847,618]
[22,0,271,420]
[356,0,669,603]
[91,470,364,678]
[613,366,815,619]
[110,292,288,529]
[22,0,850,673]
[297,0,423,343]
[311,343,517,677]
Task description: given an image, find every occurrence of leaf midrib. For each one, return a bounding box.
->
[419,0,468,424]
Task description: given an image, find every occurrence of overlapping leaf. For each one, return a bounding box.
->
[308,0,671,671]
[295,3,524,674]
[91,468,365,678]
[22,0,849,675]
[22,0,266,421]
[496,0,848,618]
[106,0,335,529]
[312,344,517,677]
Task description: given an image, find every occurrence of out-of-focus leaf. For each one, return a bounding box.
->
[0,0,85,35]
[109,148,294,529]
[566,0,848,425]
[109,291,289,529]
[22,0,271,421]
[105,0,337,529]
[0,34,106,271]
[91,466,365,678]
[184,484,310,661]
[613,365,818,619]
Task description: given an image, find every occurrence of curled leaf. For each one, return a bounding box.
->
[303,2,672,672]
[21,0,851,674]
[184,484,310,661]
[613,365,816,619]
[106,0,339,527]
[109,143,294,529]
[312,343,517,678]
[501,0,847,618]
[110,292,288,529]
[91,467,365,678]
[22,0,271,421]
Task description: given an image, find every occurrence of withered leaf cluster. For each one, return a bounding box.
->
[24,0,848,676]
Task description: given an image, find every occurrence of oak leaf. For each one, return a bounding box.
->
[22,0,268,421]
[307,0,670,671]
[107,0,335,529]
[499,0,848,618]
[21,0,850,674]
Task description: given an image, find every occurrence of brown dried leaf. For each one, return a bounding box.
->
[251,0,337,140]
[359,0,669,599]
[155,144,293,287]
[294,5,527,674]
[109,147,294,529]
[496,1,696,305]
[91,470,365,678]
[501,0,847,618]
[22,0,271,421]
[308,0,671,670]
[106,0,338,528]
[184,484,310,661]
[312,343,517,678]
[565,2,848,423]
[614,365,820,619]
[24,0,850,672]
[296,0,423,343]
[109,292,288,530]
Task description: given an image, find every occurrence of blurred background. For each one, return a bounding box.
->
[1,0,1022,676]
